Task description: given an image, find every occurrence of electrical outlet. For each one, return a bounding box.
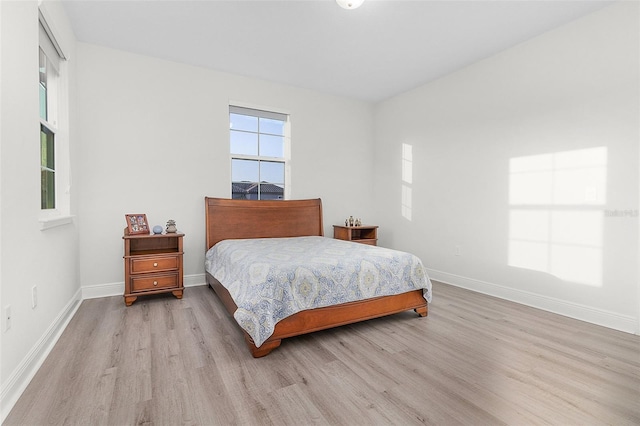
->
[4,305,11,331]
[454,245,461,256]
[32,286,38,309]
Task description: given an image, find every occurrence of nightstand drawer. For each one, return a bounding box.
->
[131,256,179,273]
[131,273,178,292]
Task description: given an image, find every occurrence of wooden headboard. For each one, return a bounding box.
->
[204,197,324,250]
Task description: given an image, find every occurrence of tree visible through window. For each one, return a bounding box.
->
[40,124,55,209]
[230,106,288,200]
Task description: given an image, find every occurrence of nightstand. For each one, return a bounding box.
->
[123,228,184,306]
[333,225,378,246]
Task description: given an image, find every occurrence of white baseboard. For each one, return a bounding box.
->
[427,269,638,335]
[81,281,123,299]
[184,273,207,288]
[0,288,82,423]
[81,273,207,300]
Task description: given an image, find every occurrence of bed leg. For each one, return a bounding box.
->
[246,335,282,358]
[414,305,428,317]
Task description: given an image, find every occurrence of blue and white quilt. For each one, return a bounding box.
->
[205,236,432,347]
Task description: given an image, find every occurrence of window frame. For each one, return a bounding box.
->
[229,105,291,200]
[38,8,71,228]
[39,41,58,210]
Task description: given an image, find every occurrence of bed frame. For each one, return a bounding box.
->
[204,197,428,357]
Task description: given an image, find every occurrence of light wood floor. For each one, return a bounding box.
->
[5,282,640,425]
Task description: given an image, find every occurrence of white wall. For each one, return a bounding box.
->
[374,2,639,333]
[75,43,374,295]
[0,1,80,420]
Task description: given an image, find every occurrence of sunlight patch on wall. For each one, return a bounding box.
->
[402,143,413,184]
[508,147,607,287]
[402,143,413,221]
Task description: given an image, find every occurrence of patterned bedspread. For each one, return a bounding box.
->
[205,236,432,347]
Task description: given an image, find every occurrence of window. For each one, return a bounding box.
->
[39,21,60,210]
[38,9,70,227]
[229,106,289,200]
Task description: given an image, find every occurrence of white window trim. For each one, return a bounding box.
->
[38,8,67,61]
[39,8,72,227]
[40,215,74,231]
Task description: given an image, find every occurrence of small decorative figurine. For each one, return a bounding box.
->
[152,225,163,234]
[166,219,177,233]
[349,215,354,226]
[355,218,362,226]
[345,219,349,226]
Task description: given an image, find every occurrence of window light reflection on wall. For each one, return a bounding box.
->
[402,143,413,221]
[508,147,607,287]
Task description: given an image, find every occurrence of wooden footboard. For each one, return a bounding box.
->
[206,272,427,358]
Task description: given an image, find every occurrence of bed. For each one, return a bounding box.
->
[204,197,431,357]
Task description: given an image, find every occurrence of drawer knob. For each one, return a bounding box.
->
[153,281,158,286]
[153,262,158,267]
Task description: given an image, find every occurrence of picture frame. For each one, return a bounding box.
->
[125,214,150,235]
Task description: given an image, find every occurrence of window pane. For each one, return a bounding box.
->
[230,130,258,156]
[232,158,259,182]
[41,170,55,209]
[39,49,47,121]
[232,188,248,200]
[259,134,284,158]
[260,161,284,184]
[40,125,54,169]
[259,117,285,136]
[232,181,257,200]
[40,125,55,209]
[258,183,284,200]
[230,113,258,132]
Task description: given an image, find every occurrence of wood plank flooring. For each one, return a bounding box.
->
[5,282,640,425]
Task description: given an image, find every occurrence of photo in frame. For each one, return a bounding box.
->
[125,214,150,235]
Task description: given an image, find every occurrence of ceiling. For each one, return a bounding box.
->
[62,0,613,102]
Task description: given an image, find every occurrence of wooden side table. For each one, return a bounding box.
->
[123,228,184,306]
[333,225,378,246]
